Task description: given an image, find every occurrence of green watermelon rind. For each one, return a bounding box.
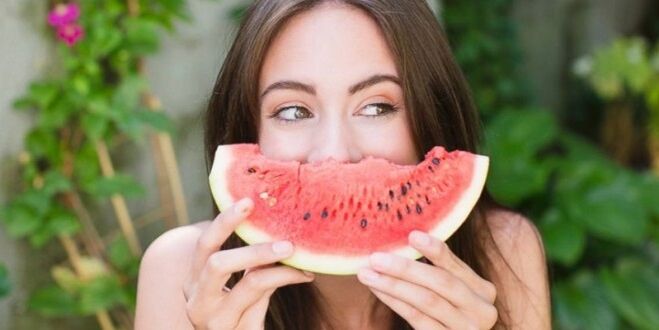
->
[209,145,489,275]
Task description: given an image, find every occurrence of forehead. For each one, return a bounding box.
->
[259,3,399,91]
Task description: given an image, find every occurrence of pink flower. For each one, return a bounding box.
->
[56,24,84,47]
[47,3,80,27]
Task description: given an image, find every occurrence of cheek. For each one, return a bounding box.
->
[258,124,312,162]
[352,116,418,165]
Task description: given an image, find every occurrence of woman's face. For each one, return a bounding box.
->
[258,3,418,165]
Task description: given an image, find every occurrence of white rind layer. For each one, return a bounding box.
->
[209,145,490,275]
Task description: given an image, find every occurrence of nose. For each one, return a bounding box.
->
[307,118,362,164]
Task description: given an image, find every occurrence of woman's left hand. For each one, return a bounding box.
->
[357,230,498,330]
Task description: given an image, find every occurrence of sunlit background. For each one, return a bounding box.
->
[1,0,658,329]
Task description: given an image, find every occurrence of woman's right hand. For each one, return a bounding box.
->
[182,198,315,329]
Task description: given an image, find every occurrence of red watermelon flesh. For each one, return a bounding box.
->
[209,144,489,275]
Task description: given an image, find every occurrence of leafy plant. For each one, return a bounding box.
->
[441,1,659,329]
[0,0,188,327]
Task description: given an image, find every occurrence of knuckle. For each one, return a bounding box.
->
[402,305,422,321]
[464,320,479,330]
[243,272,264,290]
[484,281,497,302]
[484,305,499,327]
[420,291,438,306]
[207,253,226,274]
[435,269,452,287]
[196,235,216,253]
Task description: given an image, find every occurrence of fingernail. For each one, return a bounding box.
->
[272,241,293,255]
[370,252,391,268]
[358,268,380,283]
[410,231,431,246]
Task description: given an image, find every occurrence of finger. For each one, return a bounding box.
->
[192,198,254,277]
[410,230,497,303]
[359,268,472,329]
[368,287,445,330]
[195,241,295,303]
[368,252,484,310]
[237,288,275,329]
[222,266,313,316]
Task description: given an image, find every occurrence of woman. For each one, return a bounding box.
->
[135,0,550,329]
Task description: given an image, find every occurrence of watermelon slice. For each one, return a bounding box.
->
[209,144,489,275]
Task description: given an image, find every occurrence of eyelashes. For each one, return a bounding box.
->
[268,102,401,124]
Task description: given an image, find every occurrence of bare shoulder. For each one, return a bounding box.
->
[141,220,211,266]
[485,208,545,258]
[483,208,551,328]
[134,221,212,330]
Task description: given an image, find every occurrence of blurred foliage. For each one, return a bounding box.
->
[574,37,659,139]
[442,0,659,329]
[0,263,9,299]
[442,0,530,118]
[0,0,186,324]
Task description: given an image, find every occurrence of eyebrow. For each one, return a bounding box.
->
[259,74,401,99]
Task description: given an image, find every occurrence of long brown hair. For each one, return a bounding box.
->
[204,0,508,328]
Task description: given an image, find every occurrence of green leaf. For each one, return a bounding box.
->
[112,75,146,111]
[636,173,659,217]
[28,285,78,316]
[539,208,585,266]
[27,82,59,109]
[42,170,72,196]
[553,271,619,330]
[570,174,648,244]
[485,109,558,158]
[84,174,145,198]
[79,275,128,314]
[39,97,74,129]
[26,128,60,161]
[486,155,550,206]
[81,113,109,141]
[1,203,40,237]
[108,238,140,277]
[29,205,79,248]
[124,18,160,55]
[135,109,174,133]
[599,260,659,329]
[0,263,10,298]
[73,142,101,186]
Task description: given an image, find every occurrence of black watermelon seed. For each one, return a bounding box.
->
[416,204,422,214]
[397,210,403,221]
[406,205,411,214]
[428,165,434,172]
[425,195,431,204]
[407,181,412,190]
[303,212,311,220]
[432,157,440,165]
[360,218,368,228]
[377,201,383,210]
[389,190,395,199]
[401,184,408,196]
[321,208,328,219]
[247,167,256,174]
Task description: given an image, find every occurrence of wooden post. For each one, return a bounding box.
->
[95,141,142,255]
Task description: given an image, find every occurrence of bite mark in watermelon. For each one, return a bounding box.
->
[209,144,489,275]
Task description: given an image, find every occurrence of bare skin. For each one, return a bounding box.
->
[135,3,550,329]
